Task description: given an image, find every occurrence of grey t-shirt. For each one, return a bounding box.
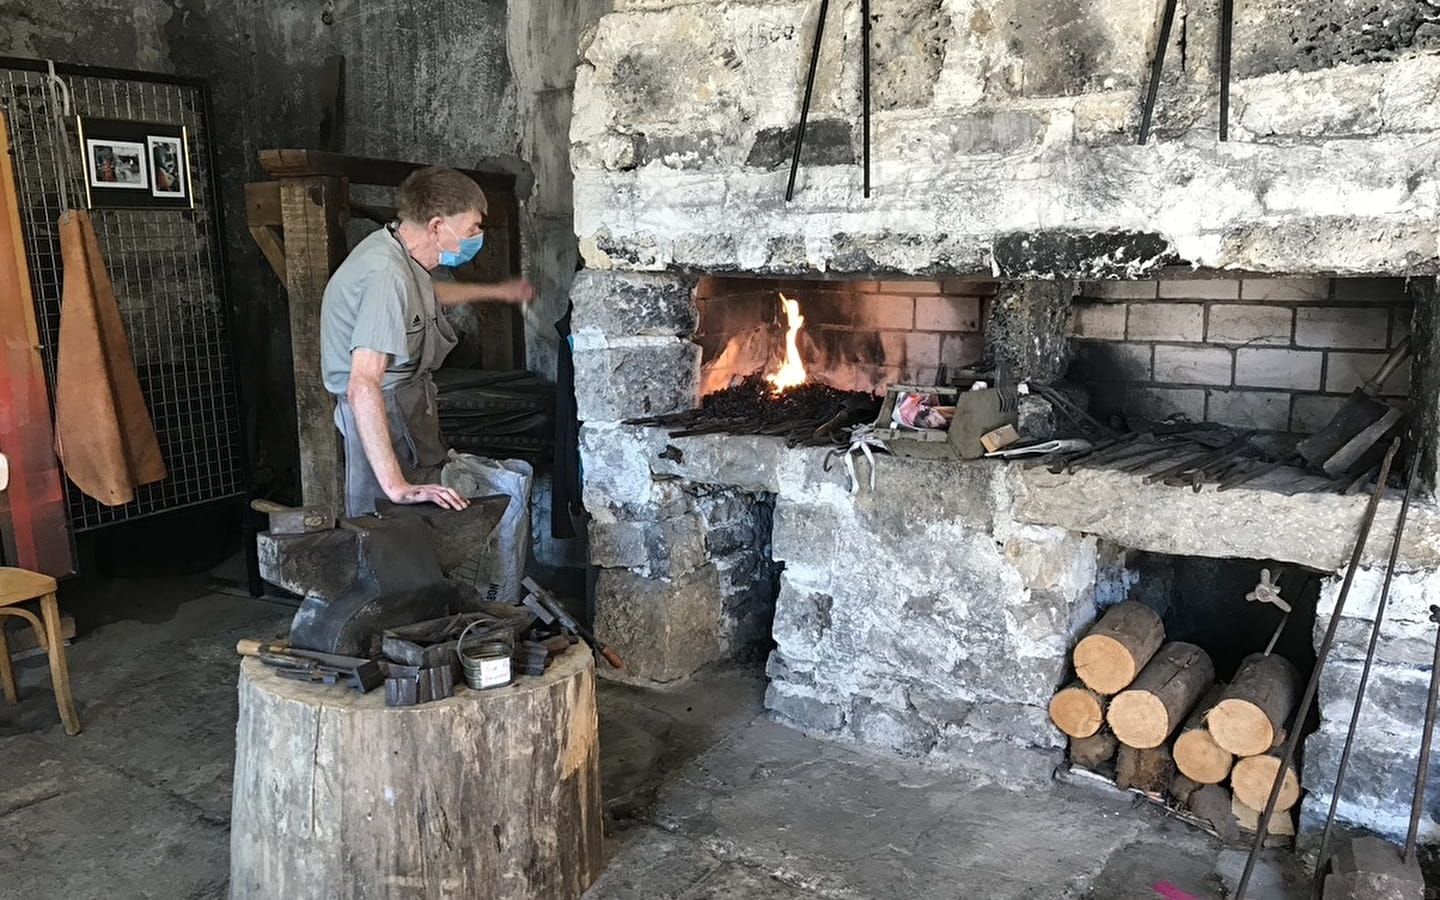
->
[320,226,436,395]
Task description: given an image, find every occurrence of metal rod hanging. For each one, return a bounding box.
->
[1219,0,1234,140]
[786,0,831,202]
[1406,604,1440,862]
[861,0,871,198]
[1138,0,1179,144]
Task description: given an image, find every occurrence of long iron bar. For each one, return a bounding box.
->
[786,0,831,202]
[1314,445,1421,889]
[1406,602,1440,862]
[1219,0,1234,139]
[1138,0,1180,144]
[1234,437,1400,900]
[861,0,871,198]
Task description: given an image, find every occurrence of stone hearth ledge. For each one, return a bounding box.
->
[635,429,1439,572]
[584,423,1440,806]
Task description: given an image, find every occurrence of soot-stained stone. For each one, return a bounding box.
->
[634,132,729,169]
[998,0,1123,97]
[1068,340,1153,383]
[1236,1,1440,78]
[572,270,699,337]
[870,0,951,109]
[985,280,1074,382]
[746,119,856,170]
[992,230,1180,279]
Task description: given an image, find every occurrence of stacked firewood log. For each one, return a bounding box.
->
[1049,601,1303,841]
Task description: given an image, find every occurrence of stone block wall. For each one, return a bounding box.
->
[766,464,1099,781]
[1068,275,1413,431]
[1302,568,1440,846]
[696,276,990,393]
[573,1,1440,277]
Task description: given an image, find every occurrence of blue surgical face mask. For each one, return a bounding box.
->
[438,221,484,267]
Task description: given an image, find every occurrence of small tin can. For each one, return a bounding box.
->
[466,640,513,690]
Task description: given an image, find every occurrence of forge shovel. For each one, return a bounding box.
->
[1297,338,1410,474]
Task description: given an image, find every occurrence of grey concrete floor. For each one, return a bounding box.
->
[0,572,1302,899]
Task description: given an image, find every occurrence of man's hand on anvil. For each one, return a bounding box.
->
[385,481,469,511]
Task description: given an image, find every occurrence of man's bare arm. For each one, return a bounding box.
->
[347,349,467,510]
[434,278,535,307]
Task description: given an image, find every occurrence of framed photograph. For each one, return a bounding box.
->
[147,135,185,199]
[77,118,194,210]
[86,139,148,190]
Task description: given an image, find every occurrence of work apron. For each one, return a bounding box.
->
[333,252,459,517]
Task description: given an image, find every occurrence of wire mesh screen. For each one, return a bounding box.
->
[0,61,244,530]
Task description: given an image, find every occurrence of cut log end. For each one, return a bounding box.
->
[1231,753,1302,813]
[1210,653,1299,757]
[1174,728,1234,785]
[1107,642,1215,750]
[1207,697,1277,758]
[1074,634,1137,695]
[1072,602,1166,695]
[1050,683,1106,738]
[1107,692,1170,749]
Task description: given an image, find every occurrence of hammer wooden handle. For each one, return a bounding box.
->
[236,638,289,657]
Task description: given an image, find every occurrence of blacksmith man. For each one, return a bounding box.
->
[319,167,533,516]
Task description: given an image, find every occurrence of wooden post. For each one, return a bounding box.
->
[278,176,346,516]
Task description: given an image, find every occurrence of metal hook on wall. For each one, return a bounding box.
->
[43,59,74,213]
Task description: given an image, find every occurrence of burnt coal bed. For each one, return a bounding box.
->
[625,376,879,446]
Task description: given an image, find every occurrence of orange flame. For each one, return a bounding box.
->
[766,293,807,392]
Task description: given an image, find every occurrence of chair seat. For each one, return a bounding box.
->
[0,567,58,606]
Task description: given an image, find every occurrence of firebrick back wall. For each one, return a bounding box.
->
[1069,275,1413,433]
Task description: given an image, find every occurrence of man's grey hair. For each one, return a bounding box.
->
[397,167,488,223]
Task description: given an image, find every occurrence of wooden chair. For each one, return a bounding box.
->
[0,567,81,735]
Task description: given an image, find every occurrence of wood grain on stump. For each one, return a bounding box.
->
[1231,753,1302,813]
[1107,642,1215,750]
[1174,685,1233,785]
[230,645,602,900]
[1207,652,1300,757]
[1050,681,1106,738]
[1073,601,1165,695]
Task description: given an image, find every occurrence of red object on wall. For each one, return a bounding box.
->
[0,110,73,576]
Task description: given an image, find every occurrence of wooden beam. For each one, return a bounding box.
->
[245,182,287,283]
[279,176,347,516]
[249,225,286,282]
[245,181,282,227]
[259,149,516,195]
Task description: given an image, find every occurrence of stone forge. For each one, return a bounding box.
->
[569,0,1440,849]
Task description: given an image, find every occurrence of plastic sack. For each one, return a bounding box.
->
[440,451,533,606]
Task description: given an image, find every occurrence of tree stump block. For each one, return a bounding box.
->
[230,645,602,900]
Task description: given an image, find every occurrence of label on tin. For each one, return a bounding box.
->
[478,656,511,688]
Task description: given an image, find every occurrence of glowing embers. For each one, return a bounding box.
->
[765,293,807,392]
